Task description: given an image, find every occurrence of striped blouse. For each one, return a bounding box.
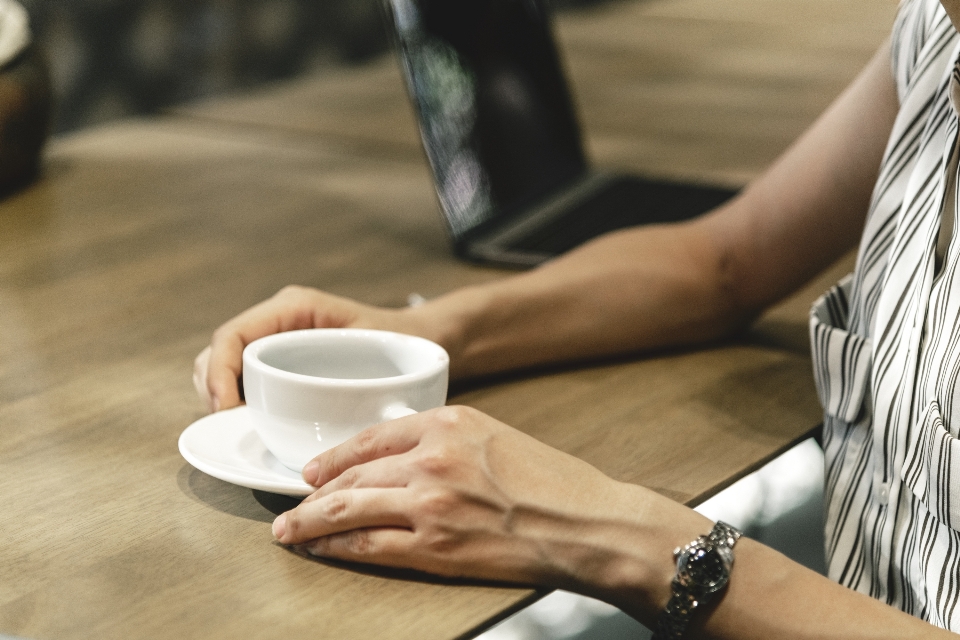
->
[811,0,960,627]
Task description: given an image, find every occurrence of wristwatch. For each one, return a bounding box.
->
[653,521,742,640]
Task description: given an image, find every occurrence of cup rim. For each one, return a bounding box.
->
[242,328,450,388]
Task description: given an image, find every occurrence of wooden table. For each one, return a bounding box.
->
[0,0,894,638]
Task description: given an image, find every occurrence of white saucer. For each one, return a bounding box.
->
[178,406,315,497]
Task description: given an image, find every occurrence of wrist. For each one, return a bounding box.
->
[590,484,717,623]
[519,481,715,627]
[654,521,742,639]
[402,284,498,380]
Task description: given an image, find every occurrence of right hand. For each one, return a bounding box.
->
[193,285,424,412]
[271,402,698,620]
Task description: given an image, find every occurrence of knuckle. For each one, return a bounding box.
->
[418,448,454,475]
[354,428,379,456]
[419,489,457,518]
[421,528,458,555]
[434,405,475,428]
[209,326,227,343]
[321,493,351,523]
[338,466,360,489]
[276,284,307,299]
[209,325,237,347]
[306,537,328,557]
[434,405,463,427]
[344,529,374,555]
[427,538,457,555]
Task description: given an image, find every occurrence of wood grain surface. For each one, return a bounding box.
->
[1,0,894,638]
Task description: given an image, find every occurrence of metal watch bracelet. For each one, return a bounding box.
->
[652,521,742,640]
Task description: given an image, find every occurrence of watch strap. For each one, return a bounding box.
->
[708,520,741,549]
[654,581,702,640]
[652,521,741,640]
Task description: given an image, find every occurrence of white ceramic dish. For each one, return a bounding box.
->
[178,406,315,497]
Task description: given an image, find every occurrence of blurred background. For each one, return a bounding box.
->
[16,0,603,133]
[19,0,391,132]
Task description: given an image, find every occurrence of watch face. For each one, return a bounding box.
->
[677,542,733,592]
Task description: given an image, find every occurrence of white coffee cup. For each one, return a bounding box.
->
[242,328,449,472]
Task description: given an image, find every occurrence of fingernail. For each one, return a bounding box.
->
[302,460,320,485]
[272,514,286,539]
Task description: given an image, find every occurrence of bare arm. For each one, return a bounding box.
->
[272,406,953,640]
[421,38,898,378]
[197,39,897,408]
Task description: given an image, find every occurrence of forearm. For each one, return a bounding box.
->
[414,221,742,380]
[405,40,898,381]
[522,481,953,640]
[694,540,952,640]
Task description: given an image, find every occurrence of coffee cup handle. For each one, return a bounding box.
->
[380,404,418,422]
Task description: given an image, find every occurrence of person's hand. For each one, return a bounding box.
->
[273,405,619,581]
[193,285,430,412]
[270,404,704,613]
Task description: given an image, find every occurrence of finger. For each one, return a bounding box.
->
[300,452,414,504]
[304,527,416,566]
[205,329,247,411]
[306,415,428,487]
[193,347,214,412]
[273,487,414,544]
[205,288,336,410]
[206,303,293,411]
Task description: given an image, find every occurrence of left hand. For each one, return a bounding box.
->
[271,405,691,599]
